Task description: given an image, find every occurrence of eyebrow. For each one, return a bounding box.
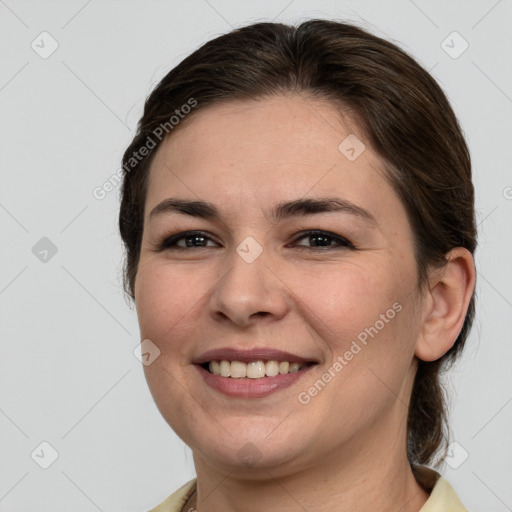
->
[149,197,377,225]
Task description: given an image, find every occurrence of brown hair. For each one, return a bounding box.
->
[119,20,476,467]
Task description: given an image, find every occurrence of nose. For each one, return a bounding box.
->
[209,248,289,328]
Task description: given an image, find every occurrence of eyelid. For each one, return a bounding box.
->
[156,229,355,251]
[289,230,355,249]
[157,230,220,250]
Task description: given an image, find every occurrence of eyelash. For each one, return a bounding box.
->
[156,230,356,251]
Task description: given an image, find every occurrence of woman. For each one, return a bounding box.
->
[119,20,476,511]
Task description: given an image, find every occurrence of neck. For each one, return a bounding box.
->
[189,413,429,512]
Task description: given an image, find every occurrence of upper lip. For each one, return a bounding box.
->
[192,347,318,365]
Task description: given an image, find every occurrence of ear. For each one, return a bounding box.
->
[415,247,476,362]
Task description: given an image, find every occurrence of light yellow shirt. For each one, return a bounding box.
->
[148,467,468,512]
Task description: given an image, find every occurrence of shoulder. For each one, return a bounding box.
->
[415,466,469,512]
[147,479,197,512]
[145,471,469,512]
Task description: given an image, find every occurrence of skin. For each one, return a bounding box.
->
[134,94,475,512]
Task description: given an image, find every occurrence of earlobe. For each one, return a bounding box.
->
[415,248,476,362]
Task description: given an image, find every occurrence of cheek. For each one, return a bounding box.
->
[290,260,407,349]
[134,260,212,350]
[292,259,418,396]
[295,265,418,416]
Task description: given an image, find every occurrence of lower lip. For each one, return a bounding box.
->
[195,364,314,398]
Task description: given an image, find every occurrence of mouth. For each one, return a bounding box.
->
[193,348,319,398]
[201,359,314,379]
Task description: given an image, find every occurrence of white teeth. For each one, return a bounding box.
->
[209,360,221,375]
[230,361,247,378]
[247,361,266,378]
[289,362,301,373]
[206,359,306,378]
[279,361,289,374]
[265,360,279,377]
[219,360,231,377]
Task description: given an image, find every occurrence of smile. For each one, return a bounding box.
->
[204,360,308,379]
[193,347,318,398]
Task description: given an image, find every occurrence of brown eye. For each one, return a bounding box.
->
[159,231,219,250]
[291,230,355,250]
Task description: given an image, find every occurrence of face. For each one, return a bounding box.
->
[134,95,424,476]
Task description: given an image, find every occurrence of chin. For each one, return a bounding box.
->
[195,440,306,477]
[181,416,311,475]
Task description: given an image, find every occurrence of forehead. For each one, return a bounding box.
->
[144,95,403,227]
[150,94,361,176]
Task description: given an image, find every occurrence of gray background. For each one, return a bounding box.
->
[0,0,511,510]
